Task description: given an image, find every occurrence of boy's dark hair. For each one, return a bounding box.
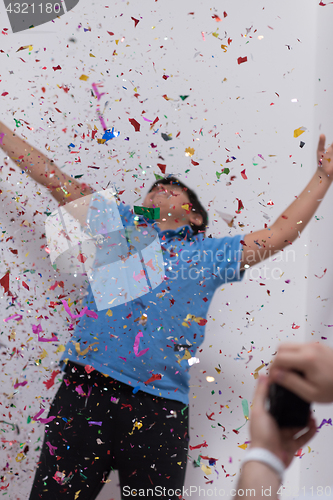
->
[147,175,208,235]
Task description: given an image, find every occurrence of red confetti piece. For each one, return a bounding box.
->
[241,169,247,180]
[191,159,200,166]
[131,17,140,27]
[235,198,244,213]
[9,248,18,255]
[197,318,207,326]
[176,131,181,137]
[43,370,60,389]
[129,118,140,132]
[212,14,222,21]
[189,441,208,450]
[107,31,114,35]
[77,253,87,263]
[85,365,95,374]
[52,65,62,71]
[206,412,215,420]
[267,200,274,206]
[292,323,300,329]
[0,272,10,296]
[237,56,248,65]
[22,281,29,290]
[1,92,9,97]
[55,108,62,113]
[144,373,162,385]
[314,268,327,279]
[157,163,166,174]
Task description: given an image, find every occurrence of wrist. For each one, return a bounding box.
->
[317,166,332,183]
[242,447,286,482]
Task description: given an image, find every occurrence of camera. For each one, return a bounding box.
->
[268,372,311,428]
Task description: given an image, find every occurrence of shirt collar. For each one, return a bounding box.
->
[146,219,194,239]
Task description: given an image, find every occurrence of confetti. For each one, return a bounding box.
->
[129,118,141,131]
[294,127,306,138]
[133,331,149,357]
[237,56,248,64]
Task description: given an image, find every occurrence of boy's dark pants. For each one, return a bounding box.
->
[28,362,189,500]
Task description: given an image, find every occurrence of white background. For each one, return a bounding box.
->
[0,0,332,498]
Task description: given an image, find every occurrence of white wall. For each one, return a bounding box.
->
[0,1,332,498]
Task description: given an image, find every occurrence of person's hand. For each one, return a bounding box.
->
[249,375,317,468]
[269,342,333,403]
[317,134,333,179]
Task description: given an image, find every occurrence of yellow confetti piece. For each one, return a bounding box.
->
[75,342,99,356]
[97,139,106,144]
[215,367,221,374]
[181,203,190,211]
[129,421,143,435]
[238,443,248,450]
[56,344,66,353]
[253,363,265,379]
[79,74,89,81]
[307,446,311,453]
[74,491,81,499]
[40,349,48,359]
[185,147,195,157]
[67,298,74,307]
[25,252,29,257]
[106,309,113,317]
[294,126,306,138]
[201,464,212,475]
[89,53,96,57]
[221,44,228,52]
[15,452,25,462]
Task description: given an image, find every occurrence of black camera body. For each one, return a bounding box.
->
[268,372,311,428]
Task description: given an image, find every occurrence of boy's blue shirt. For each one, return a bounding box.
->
[61,192,245,404]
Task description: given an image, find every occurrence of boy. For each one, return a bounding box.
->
[0,120,332,499]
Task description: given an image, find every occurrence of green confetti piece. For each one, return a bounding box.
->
[154,173,164,181]
[27,415,32,424]
[74,174,84,179]
[222,167,230,175]
[134,206,160,219]
[180,95,189,101]
[181,405,188,415]
[242,399,249,419]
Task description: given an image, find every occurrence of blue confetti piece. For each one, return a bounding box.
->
[102,127,120,143]
[133,385,140,394]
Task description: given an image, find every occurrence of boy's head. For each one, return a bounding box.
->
[142,175,208,235]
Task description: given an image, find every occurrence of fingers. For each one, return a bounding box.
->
[252,375,270,410]
[294,418,317,449]
[318,134,326,152]
[269,369,314,403]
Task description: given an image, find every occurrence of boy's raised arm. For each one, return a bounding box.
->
[0,120,95,226]
[240,134,333,270]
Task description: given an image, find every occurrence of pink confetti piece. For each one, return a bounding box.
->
[61,300,98,320]
[33,409,56,424]
[32,323,59,342]
[133,331,149,357]
[315,268,327,279]
[0,132,4,144]
[46,442,57,455]
[133,269,146,282]
[13,381,27,389]
[4,314,23,322]
[92,83,105,101]
[76,385,86,395]
[88,421,102,426]
[241,169,247,180]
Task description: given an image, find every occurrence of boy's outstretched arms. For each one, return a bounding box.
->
[0,120,95,226]
[240,134,333,270]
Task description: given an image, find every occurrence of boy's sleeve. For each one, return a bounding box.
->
[201,234,245,287]
[86,191,133,236]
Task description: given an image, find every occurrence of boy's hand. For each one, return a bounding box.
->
[317,134,333,179]
[250,375,317,468]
